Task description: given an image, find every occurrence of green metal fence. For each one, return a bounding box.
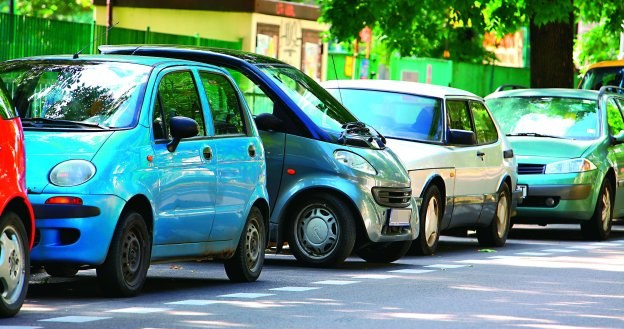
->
[0,13,243,61]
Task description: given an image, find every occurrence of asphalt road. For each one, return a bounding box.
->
[5,222,624,329]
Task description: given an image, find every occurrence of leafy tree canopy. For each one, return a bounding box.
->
[0,0,93,22]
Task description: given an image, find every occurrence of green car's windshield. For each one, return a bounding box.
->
[259,65,357,132]
[486,97,599,140]
[0,61,150,129]
[327,88,443,142]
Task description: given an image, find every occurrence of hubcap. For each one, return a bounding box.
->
[496,193,509,238]
[601,188,611,232]
[122,229,142,283]
[424,197,439,247]
[0,225,25,305]
[245,219,261,270]
[296,205,338,258]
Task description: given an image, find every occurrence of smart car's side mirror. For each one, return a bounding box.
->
[612,131,624,145]
[167,116,199,152]
[254,113,283,132]
[448,129,477,145]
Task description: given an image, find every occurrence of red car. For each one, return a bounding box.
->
[0,82,34,317]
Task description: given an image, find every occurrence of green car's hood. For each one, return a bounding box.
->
[508,136,594,159]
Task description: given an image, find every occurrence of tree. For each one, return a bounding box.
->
[319,0,624,88]
[0,0,93,22]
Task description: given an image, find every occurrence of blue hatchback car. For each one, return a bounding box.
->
[0,55,269,296]
[100,45,420,267]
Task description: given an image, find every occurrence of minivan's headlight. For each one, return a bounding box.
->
[544,158,596,174]
[334,150,377,175]
[49,160,96,186]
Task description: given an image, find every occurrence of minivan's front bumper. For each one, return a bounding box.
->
[29,193,125,265]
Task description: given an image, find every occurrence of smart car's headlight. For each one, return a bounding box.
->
[334,150,377,175]
[49,160,96,187]
[544,158,596,174]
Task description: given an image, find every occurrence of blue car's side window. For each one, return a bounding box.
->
[198,72,247,136]
[153,70,205,139]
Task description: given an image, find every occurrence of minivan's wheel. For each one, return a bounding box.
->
[411,185,442,255]
[45,264,80,277]
[288,193,356,267]
[225,206,265,282]
[0,212,29,318]
[356,240,412,263]
[581,179,613,241]
[97,211,151,297]
[477,183,511,247]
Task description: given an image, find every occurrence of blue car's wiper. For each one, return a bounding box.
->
[22,118,108,129]
[506,132,566,139]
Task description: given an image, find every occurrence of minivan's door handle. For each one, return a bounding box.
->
[477,151,485,157]
[248,144,256,158]
[203,146,213,160]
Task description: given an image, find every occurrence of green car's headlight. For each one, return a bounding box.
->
[49,160,96,186]
[334,150,377,175]
[544,158,596,174]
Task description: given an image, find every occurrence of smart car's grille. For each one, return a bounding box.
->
[518,164,545,175]
[372,187,412,208]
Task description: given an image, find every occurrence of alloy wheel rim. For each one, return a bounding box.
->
[0,225,25,305]
[496,193,509,238]
[601,188,611,232]
[424,197,439,246]
[245,219,261,271]
[296,204,339,259]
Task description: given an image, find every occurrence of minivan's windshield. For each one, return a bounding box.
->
[327,88,443,142]
[259,65,357,132]
[486,97,599,140]
[0,61,150,129]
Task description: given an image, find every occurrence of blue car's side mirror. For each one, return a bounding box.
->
[167,116,199,152]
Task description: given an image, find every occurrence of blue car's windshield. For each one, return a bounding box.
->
[327,88,444,142]
[486,96,599,140]
[0,60,150,129]
[259,65,357,132]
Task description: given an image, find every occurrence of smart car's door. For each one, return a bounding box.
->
[196,71,264,241]
[606,97,624,217]
[151,69,217,245]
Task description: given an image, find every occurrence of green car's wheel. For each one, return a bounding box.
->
[581,179,613,241]
[477,182,511,247]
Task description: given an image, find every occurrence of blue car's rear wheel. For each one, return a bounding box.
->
[224,206,265,282]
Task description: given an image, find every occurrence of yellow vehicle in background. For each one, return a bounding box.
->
[578,60,624,90]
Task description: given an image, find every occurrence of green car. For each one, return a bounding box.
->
[485,87,624,240]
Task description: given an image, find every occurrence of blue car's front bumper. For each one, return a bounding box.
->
[29,194,126,265]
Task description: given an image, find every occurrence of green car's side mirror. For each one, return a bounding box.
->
[612,131,624,145]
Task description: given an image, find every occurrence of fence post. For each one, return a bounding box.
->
[90,20,96,54]
[195,32,200,46]
[146,26,150,44]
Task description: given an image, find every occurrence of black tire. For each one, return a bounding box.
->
[477,182,511,247]
[45,264,80,277]
[581,179,613,241]
[224,206,265,282]
[356,240,412,263]
[288,193,356,267]
[96,211,151,297]
[0,211,30,318]
[411,185,443,255]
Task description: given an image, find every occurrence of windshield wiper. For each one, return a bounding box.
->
[339,121,386,149]
[22,118,108,129]
[506,132,566,139]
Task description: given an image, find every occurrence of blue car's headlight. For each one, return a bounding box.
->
[544,158,596,174]
[49,160,96,187]
[334,150,377,175]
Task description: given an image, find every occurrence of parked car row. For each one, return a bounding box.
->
[1,45,622,318]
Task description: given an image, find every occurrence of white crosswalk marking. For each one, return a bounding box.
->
[108,307,170,314]
[218,293,275,298]
[389,269,436,274]
[269,286,321,292]
[312,280,360,285]
[39,316,111,323]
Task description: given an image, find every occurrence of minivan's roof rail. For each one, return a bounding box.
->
[494,84,526,92]
[598,85,624,97]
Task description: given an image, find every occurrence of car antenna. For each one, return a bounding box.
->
[73,22,118,59]
[330,54,344,104]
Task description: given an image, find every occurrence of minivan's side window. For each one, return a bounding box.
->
[226,69,274,116]
[446,100,473,131]
[153,71,205,139]
[607,98,624,136]
[198,72,246,136]
[470,101,499,144]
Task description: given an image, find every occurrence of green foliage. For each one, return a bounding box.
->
[575,23,621,70]
[0,0,93,22]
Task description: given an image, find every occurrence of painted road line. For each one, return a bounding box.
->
[166,300,221,306]
[218,293,275,299]
[312,280,360,285]
[348,274,397,279]
[108,307,170,314]
[425,264,471,269]
[269,287,321,292]
[39,316,111,323]
[389,269,437,274]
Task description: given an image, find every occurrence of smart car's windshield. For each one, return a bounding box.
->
[327,88,443,142]
[259,65,357,132]
[486,97,599,140]
[0,60,150,129]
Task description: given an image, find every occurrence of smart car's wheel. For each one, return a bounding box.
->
[581,179,613,241]
[356,240,412,263]
[45,264,80,277]
[97,211,151,297]
[224,206,265,282]
[411,185,442,255]
[477,182,511,247]
[0,212,29,318]
[288,194,356,267]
